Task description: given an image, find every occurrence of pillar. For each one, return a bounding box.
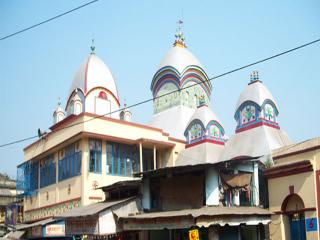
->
[233,169,240,206]
[153,145,157,170]
[81,138,88,206]
[139,142,143,173]
[55,152,59,203]
[253,161,259,206]
[142,178,151,210]
[37,160,41,208]
[206,167,219,206]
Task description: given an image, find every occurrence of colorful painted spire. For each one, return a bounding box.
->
[174,19,186,47]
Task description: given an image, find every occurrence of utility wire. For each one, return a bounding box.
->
[0,37,319,148]
[0,0,99,41]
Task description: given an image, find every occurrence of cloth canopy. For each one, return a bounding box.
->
[220,173,252,190]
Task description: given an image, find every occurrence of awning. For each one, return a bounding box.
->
[15,218,57,230]
[57,197,137,218]
[220,173,252,189]
[100,180,142,192]
[118,206,272,230]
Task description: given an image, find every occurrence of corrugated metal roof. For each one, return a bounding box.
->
[135,157,260,178]
[117,206,271,219]
[57,197,136,218]
[100,180,141,192]
[16,218,57,230]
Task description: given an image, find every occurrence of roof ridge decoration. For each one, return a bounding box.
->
[90,39,95,54]
[250,70,260,84]
[174,19,186,48]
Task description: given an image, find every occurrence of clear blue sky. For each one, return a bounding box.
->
[1,0,319,177]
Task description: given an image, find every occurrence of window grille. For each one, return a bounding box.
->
[40,155,56,188]
[106,142,140,176]
[58,143,82,181]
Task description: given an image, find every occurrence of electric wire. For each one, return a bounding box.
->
[0,37,319,148]
[0,0,99,41]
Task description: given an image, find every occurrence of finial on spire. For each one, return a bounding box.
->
[90,39,95,54]
[174,19,186,48]
[58,97,61,106]
[250,71,260,83]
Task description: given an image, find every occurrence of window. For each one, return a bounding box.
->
[106,142,140,176]
[40,155,56,188]
[17,160,39,194]
[58,143,82,181]
[89,139,102,173]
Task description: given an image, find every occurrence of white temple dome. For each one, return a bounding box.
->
[64,45,121,119]
[69,53,119,102]
[235,73,278,114]
[157,45,203,74]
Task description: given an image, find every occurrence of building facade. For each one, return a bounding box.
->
[266,137,320,240]
[17,44,184,231]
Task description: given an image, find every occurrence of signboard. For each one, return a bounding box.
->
[306,218,318,232]
[189,229,199,240]
[24,198,81,222]
[44,221,65,237]
[5,204,19,225]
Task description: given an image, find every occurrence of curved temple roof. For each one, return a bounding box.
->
[235,80,278,115]
[157,45,203,74]
[68,53,119,101]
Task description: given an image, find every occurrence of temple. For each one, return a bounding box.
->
[15,22,302,240]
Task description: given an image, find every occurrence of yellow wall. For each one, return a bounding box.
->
[268,171,316,212]
[268,147,320,240]
[22,114,185,221]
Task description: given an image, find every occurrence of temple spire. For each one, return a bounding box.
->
[174,19,186,48]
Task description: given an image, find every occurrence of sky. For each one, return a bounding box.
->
[1,0,319,177]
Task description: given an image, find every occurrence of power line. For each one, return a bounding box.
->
[0,0,99,41]
[0,37,319,148]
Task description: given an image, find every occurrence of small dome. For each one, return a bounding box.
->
[157,45,203,74]
[69,54,119,102]
[184,101,225,144]
[53,101,65,124]
[54,105,64,114]
[235,72,278,114]
[186,104,223,131]
[176,102,225,166]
